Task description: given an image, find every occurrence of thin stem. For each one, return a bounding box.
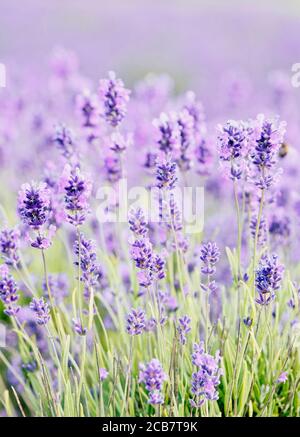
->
[252,189,264,295]
[122,336,134,416]
[233,179,242,280]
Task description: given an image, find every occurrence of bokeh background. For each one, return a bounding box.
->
[1,0,300,116]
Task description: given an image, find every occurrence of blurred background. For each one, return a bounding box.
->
[1,0,300,86]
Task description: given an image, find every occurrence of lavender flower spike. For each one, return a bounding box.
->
[153,112,180,155]
[177,315,191,345]
[72,318,87,336]
[18,182,51,230]
[128,208,148,237]
[99,368,108,382]
[98,71,130,127]
[0,227,20,267]
[61,164,92,226]
[53,123,75,159]
[156,156,178,191]
[199,241,220,275]
[139,358,167,391]
[30,297,50,325]
[126,308,146,336]
[255,254,284,306]
[190,342,222,407]
[0,265,20,317]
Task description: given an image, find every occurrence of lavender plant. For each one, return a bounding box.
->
[0,53,299,420]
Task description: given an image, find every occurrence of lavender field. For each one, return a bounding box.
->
[1,0,300,418]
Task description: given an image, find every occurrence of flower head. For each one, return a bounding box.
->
[18,182,51,230]
[250,114,286,189]
[153,112,180,155]
[99,368,108,382]
[177,315,191,345]
[0,227,20,267]
[76,90,100,128]
[110,132,132,154]
[151,254,166,281]
[61,165,92,226]
[190,342,222,406]
[53,123,75,159]
[199,241,220,275]
[255,254,284,305]
[128,208,148,237]
[74,233,103,291]
[156,156,178,190]
[183,91,206,137]
[277,372,288,384]
[130,238,153,270]
[30,297,50,325]
[103,154,122,183]
[148,391,164,405]
[139,358,167,392]
[98,71,130,127]
[0,265,20,316]
[176,109,195,171]
[126,308,146,336]
[217,120,248,162]
[72,318,87,336]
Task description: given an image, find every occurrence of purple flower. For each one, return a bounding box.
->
[190,342,222,406]
[195,138,213,176]
[30,225,56,250]
[151,254,166,281]
[22,360,37,373]
[128,208,148,237]
[126,308,146,336]
[148,390,164,405]
[0,265,20,317]
[277,372,288,383]
[76,90,100,128]
[103,154,122,183]
[98,71,130,127]
[243,316,253,327]
[183,91,206,137]
[156,156,178,190]
[217,120,248,162]
[30,297,50,325]
[250,114,286,189]
[144,317,158,332]
[99,368,108,382]
[61,164,92,226]
[139,358,167,394]
[137,269,153,288]
[176,109,195,172]
[167,194,182,232]
[250,214,267,247]
[72,318,87,336]
[0,227,20,267]
[217,120,250,180]
[200,280,218,294]
[130,238,153,270]
[18,182,51,229]
[255,254,284,306]
[177,315,191,345]
[74,233,103,291]
[53,123,75,159]
[199,241,220,275]
[110,132,132,154]
[153,112,180,155]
